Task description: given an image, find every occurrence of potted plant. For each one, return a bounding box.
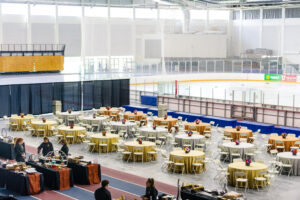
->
[102,131,107,137]
[184,146,191,154]
[235,139,240,145]
[67,109,72,114]
[292,149,297,156]
[122,119,126,124]
[153,125,156,130]
[42,118,46,123]
[245,158,251,166]
[236,126,241,131]
[137,138,142,144]
[107,106,111,110]
[187,131,193,137]
[20,113,25,118]
[281,133,287,139]
[69,123,74,129]
[133,110,137,115]
[195,119,201,125]
[93,113,96,119]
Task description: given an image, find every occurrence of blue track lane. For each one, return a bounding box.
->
[0,188,37,200]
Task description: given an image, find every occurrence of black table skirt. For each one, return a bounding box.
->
[181,190,218,200]
[0,141,15,160]
[27,161,74,190]
[0,168,44,196]
[67,162,101,185]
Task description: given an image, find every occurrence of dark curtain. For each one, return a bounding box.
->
[73,82,81,111]
[101,80,112,107]
[0,86,10,117]
[63,82,81,111]
[20,84,30,114]
[10,85,20,115]
[30,84,42,115]
[53,82,63,101]
[112,80,120,107]
[93,80,102,108]
[82,81,94,110]
[120,79,130,106]
[41,83,53,113]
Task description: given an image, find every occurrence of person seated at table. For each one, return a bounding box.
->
[14,138,26,162]
[94,180,112,200]
[142,178,158,200]
[59,139,69,158]
[38,137,54,156]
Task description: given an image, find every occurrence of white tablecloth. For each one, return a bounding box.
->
[59,111,81,124]
[83,116,107,130]
[110,121,136,135]
[138,127,168,138]
[277,152,300,176]
[222,142,254,160]
[175,134,205,149]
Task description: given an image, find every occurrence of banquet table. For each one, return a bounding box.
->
[124,141,156,162]
[31,120,57,137]
[98,108,120,116]
[0,167,44,195]
[277,152,300,176]
[110,121,136,135]
[222,142,255,160]
[10,115,34,131]
[83,116,107,130]
[268,136,300,151]
[90,134,119,152]
[138,127,168,139]
[67,162,101,185]
[124,112,145,121]
[227,162,268,189]
[175,134,205,149]
[27,161,74,190]
[224,128,253,142]
[153,117,178,131]
[58,126,86,143]
[169,150,205,173]
[0,140,15,160]
[184,122,210,135]
[60,111,81,124]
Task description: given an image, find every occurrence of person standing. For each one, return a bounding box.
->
[94,180,112,200]
[14,138,26,162]
[142,178,158,200]
[37,137,54,156]
[59,139,69,158]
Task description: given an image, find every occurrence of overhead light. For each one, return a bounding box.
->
[153,0,176,6]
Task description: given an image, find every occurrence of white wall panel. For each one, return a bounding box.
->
[59,24,81,56]
[284,25,300,53]
[262,25,280,55]
[110,22,133,56]
[241,23,260,51]
[3,23,27,43]
[31,23,55,44]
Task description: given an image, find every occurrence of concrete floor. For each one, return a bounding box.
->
[2,113,300,200]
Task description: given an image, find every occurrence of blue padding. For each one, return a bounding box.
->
[237,121,274,133]
[141,95,157,106]
[171,112,203,122]
[274,126,300,137]
[147,108,158,116]
[201,116,237,127]
[123,105,149,113]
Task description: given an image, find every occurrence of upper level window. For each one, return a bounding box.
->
[31,5,55,16]
[84,7,108,18]
[58,6,82,17]
[2,3,27,15]
[110,8,133,19]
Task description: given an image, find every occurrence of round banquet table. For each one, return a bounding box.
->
[277,152,300,176]
[268,136,299,151]
[124,141,156,162]
[90,133,119,153]
[110,121,136,135]
[124,112,145,121]
[169,150,205,173]
[175,134,205,149]
[83,116,107,130]
[227,162,268,189]
[31,120,57,136]
[138,127,168,139]
[58,126,86,143]
[10,115,34,131]
[153,117,178,132]
[60,111,81,124]
[184,122,210,135]
[222,142,255,160]
[98,108,120,116]
[224,128,253,142]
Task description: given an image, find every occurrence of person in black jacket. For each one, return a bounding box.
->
[37,137,54,156]
[94,180,112,200]
[14,138,26,162]
[59,139,69,158]
[142,178,158,200]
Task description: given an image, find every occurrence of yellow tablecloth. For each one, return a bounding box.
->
[224,128,253,142]
[90,134,119,152]
[169,150,205,173]
[58,126,86,143]
[184,122,210,135]
[268,136,299,151]
[153,117,178,131]
[228,162,268,188]
[124,112,144,121]
[31,120,57,136]
[98,108,120,116]
[10,115,34,131]
[124,141,156,162]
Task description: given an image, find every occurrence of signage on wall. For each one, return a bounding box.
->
[264,74,281,81]
[281,74,297,82]
[264,74,297,82]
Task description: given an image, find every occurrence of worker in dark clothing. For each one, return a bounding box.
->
[142,178,158,200]
[14,138,26,162]
[59,139,69,158]
[94,180,112,200]
[37,137,54,156]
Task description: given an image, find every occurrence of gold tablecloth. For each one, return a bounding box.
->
[58,126,86,143]
[153,117,178,131]
[228,162,268,189]
[184,122,210,135]
[31,120,57,136]
[10,115,34,131]
[98,108,120,116]
[169,150,205,173]
[268,136,299,151]
[124,141,156,162]
[124,113,144,121]
[90,134,119,152]
[224,128,253,142]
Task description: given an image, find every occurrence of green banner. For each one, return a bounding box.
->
[264,74,281,81]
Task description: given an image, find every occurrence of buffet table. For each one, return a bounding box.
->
[67,162,101,185]
[0,140,15,160]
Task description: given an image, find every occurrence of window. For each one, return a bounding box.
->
[31,5,55,16]
[84,7,108,18]
[209,10,229,20]
[135,8,157,19]
[286,8,300,18]
[233,10,240,20]
[160,9,183,20]
[190,10,207,20]
[110,8,133,19]
[243,10,260,20]
[263,9,282,19]
[1,3,28,15]
[58,6,82,17]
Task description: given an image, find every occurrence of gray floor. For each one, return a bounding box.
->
[2,113,300,200]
